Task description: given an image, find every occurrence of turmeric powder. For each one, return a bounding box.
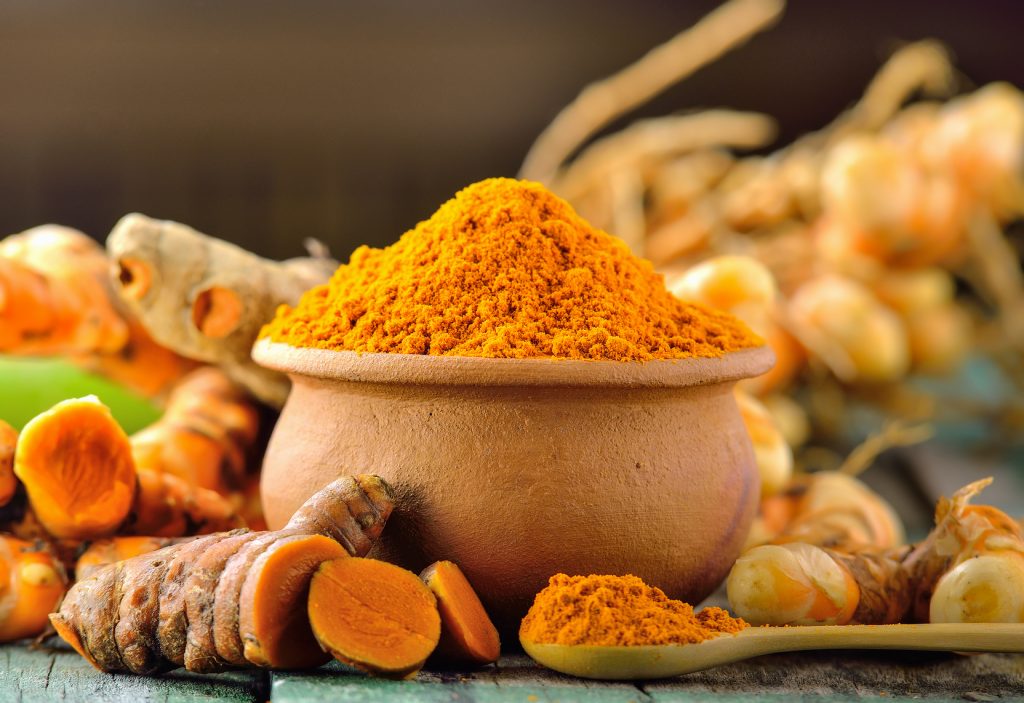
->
[519,574,747,647]
[262,178,759,361]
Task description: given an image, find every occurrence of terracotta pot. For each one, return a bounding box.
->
[254,339,773,633]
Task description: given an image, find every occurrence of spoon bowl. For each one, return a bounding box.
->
[522,623,1024,680]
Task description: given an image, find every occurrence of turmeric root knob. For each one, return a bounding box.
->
[15,396,136,539]
[0,536,67,641]
[309,558,440,679]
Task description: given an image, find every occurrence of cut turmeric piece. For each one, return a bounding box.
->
[14,396,136,539]
[212,531,284,665]
[0,420,18,507]
[238,533,347,669]
[309,558,441,679]
[420,560,500,666]
[0,536,67,642]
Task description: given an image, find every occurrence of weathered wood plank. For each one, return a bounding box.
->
[0,643,264,703]
[272,657,650,703]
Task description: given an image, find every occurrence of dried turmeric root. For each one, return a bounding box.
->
[107,214,337,407]
[0,225,198,399]
[0,536,67,642]
[14,395,241,540]
[50,474,395,674]
[129,367,261,494]
[75,536,192,580]
[420,561,500,666]
[309,558,441,679]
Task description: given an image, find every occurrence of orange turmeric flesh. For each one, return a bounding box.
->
[309,558,441,679]
[14,397,136,539]
[420,560,500,666]
[0,536,67,642]
[0,420,17,507]
[238,533,347,669]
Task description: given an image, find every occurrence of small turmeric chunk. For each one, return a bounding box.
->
[0,536,67,642]
[420,560,500,666]
[309,558,441,679]
[14,396,136,539]
[76,536,189,580]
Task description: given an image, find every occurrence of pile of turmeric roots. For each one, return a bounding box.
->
[728,472,1024,627]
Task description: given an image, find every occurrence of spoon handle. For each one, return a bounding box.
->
[744,622,1024,657]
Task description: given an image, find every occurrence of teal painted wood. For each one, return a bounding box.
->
[0,644,264,703]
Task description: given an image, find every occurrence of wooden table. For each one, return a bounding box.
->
[5,643,1024,702]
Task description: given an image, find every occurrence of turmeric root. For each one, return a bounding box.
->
[0,420,18,507]
[129,367,261,494]
[75,536,192,580]
[0,225,198,399]
[50,474,395,674]
[309,557,441,679]
[0,536,67,642]
[420,560,500,666]
[107,214,337,407]
[14,395,242,540]
[285,473,395,556]
[903,478,1024,623]
[727,542,911,626]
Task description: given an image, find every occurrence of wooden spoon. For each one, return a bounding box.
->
[522,623,1024,680]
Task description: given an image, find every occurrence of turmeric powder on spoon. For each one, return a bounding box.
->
[261,178,759,360]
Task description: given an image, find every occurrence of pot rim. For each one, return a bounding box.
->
[253,339,774,388]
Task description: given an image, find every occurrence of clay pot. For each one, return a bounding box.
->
[254,339,773,633]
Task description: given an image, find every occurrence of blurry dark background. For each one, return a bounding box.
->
[1,0,1021,260]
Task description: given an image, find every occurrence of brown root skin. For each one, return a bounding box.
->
[76,536,191,580]
[238,534,346,669]
[114,549,177,675]
[284,475,395,557]
[831,546,912,625]
[15,396,137,540]
[420,561,500,666]
[309,558,440,679]
[106,214,337,408]
[183,531,263,673]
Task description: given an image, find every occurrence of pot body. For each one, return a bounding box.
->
[258,345,768,633]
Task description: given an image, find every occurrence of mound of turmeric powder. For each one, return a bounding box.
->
[261,178,759,361]
[520,573,747,646]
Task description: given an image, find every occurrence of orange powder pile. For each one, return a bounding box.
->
[261,178,759,361]
[519,573,747,646]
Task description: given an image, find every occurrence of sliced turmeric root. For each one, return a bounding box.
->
[308,558,441,679]
[14,396,136,539]
[285,474,395,557]
[0,536,66,642]
[238,533,347,669]
[420,560,500,666]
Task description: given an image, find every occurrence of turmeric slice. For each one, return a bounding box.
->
[420,561,500,666]
[0,421,18,507]
[76,536,190,580]
[309,558,441,679]
[238,533,347,669]
[0,536,67,642]
[15,396,136,540]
